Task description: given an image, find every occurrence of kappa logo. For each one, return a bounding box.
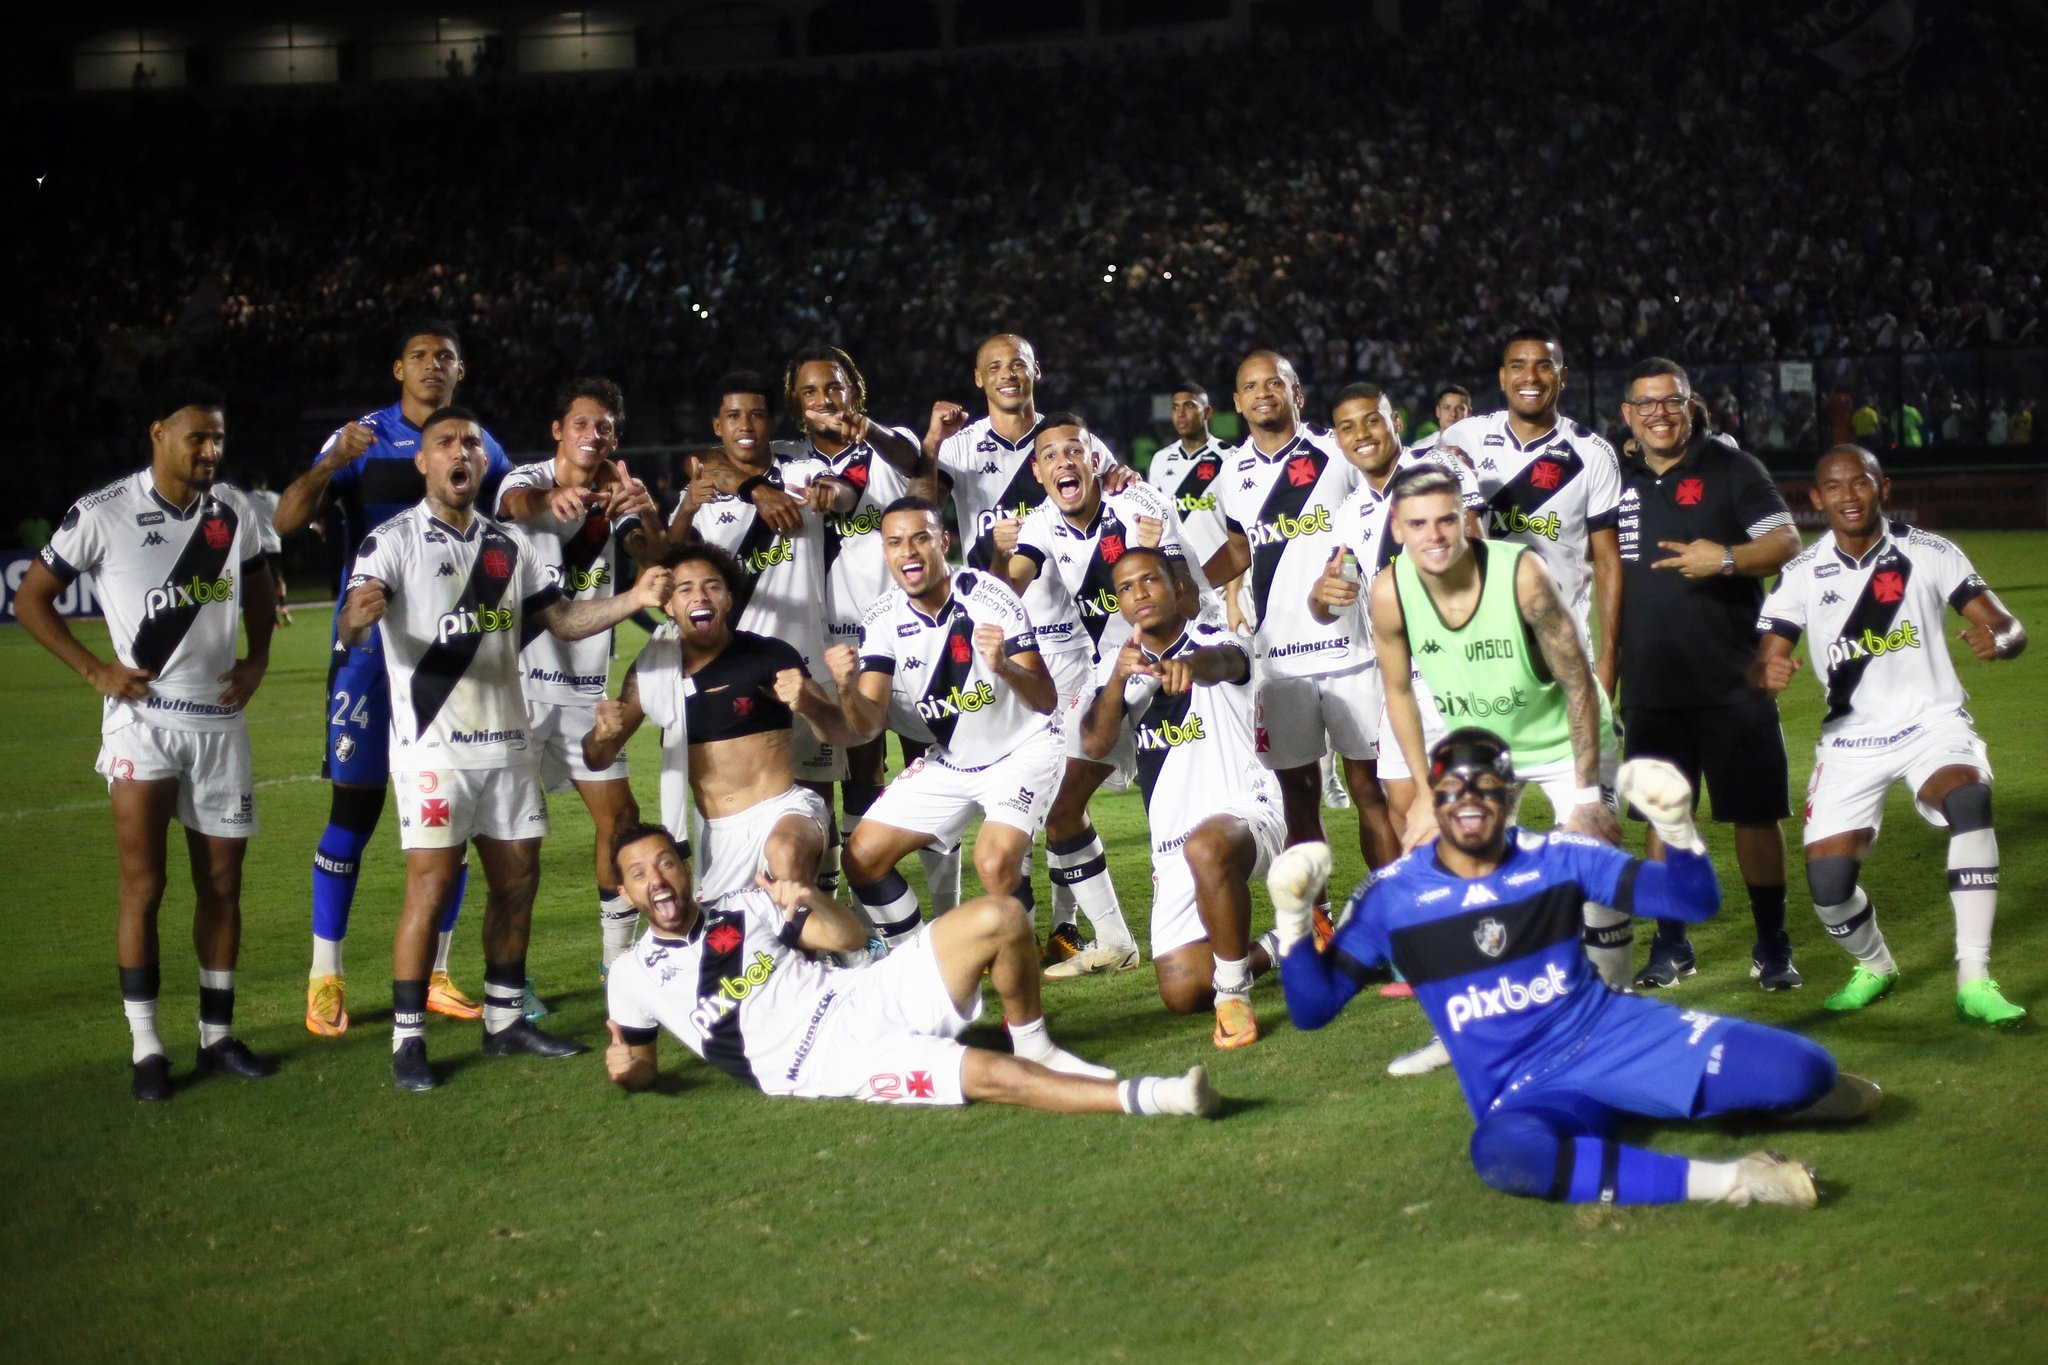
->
[1240,477,1258,491]
[1480,457,1499,472]
[1419,640,1444,655]
[1819,590,1844,606]
[1461,882,1498,907]
[980,461,1001,475]
[902,657,922,672]
[718,511,738,525]
[141,531,168,547]
[437,562,456,577]
[1473,916,1507,957]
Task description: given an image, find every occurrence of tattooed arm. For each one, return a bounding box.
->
[1515,549,1620,844]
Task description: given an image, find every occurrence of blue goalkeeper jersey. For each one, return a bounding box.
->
[1324,830,1718,1117]
[319,400,509,594]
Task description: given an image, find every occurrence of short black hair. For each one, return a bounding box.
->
[882,495,942,520]
[554,376,625,428]
[659,539,746,590]
[420,404,482,436]
[1626,357,1690,392]
[147,378,225,424]
[1435,383,1472,404]
[1500,328,1565,366]
[783,346,868,421]
[1171,381,1210,403]
[610,820,687,866]
[395,318,461,358]
[1037,410,1089,437]
[1332,382,1388,410]
[711,370,775,411]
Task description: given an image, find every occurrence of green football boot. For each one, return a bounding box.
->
[1823,966,1899,1012]
[1956,979,2027,1029]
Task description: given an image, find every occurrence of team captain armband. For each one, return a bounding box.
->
[614,1023,660,1046]
[1757,614,1801,642]
[777,905,813,949]
[1003,629,1036,656]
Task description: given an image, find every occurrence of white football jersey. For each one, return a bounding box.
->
[1758,521,1988,743]
[810,429,917,641]
[855,568,1052,767]
[1014,480,1208,662]
[689,457,831,678]
[937,415,1117,572]
[1333,448,1486,576]
[632,626,695,838]
[349,504,558,770]
[1147,436,1233,567]
[606,888,838,1094]
[41,471,265,734]
[1096,622,1276,855]
[243,485,284,555]
[1440,410,1621,637]
[495,459,644,705]
[1214,425,1366,680]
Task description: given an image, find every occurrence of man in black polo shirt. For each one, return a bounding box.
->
[1613,358,1804,989]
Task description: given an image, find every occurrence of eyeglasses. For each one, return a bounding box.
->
[1625,395,1691,415]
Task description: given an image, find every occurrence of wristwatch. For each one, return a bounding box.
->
[1718,546,1736,576]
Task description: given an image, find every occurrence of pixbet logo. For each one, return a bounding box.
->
[436,604,514,644]
[1134,714,1206,751]
[1491,507,1562,541]
[1081,586,1120,618]
[143,572,235,618]
[558,564,612,593]
[1444,962,1572,1033]
[746,540,795,573]
[687,950,779,1033]
[1434,686,1530,720]
[1246,506,1333,548]
[1825,619,1921,670]
[915,680,996,722]
[833,506,884,538]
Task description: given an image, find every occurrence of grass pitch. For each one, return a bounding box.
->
[2,533,2045,1363]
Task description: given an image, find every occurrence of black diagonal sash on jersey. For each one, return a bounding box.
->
[1486,445,1585,528]
[1824,543,1915,722]
[917,609,980,751]
[1174,455,1222,507]
[722,501,790,623]
[695,909,760,1087]
[1072,514,1133,649]
[1248,445,1327,617]
[964,460,1048,569]
[409,526,520,738]
[1131,674,1194,810]
[820,446,872,574]
[130,499,240,675]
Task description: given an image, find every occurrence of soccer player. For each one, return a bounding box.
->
[1272,730,1882,1209]
[338,406,672,1091]
[1612,359,1804,991]
[603,824,1219,1117]
[1201,351,1377,883]
[15,381,278,1100]
[1437,330,1624,696]
[242,473,292,626]
[274,320,510,1036]
[583,543,848,902]
[829,499,1062,943]
[1753,445,2029,1027]
[494,377,665,972]
[1082,548,1285,1047]
[783,347,934,902]
[1149,382,1245,632]
[990,413,1201,974]
[1406,383,1472,458]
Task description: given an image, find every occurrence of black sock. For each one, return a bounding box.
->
[1747,882,1789,950]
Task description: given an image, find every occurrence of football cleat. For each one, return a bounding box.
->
[1043,940,1141,979]
[1378,978,1415,1000]
[391,1039,435,1092]
[1212,996,1259,1050]
[1312,903,1336,952]
[1823,965,1899,1012]
[1722,1151,1818,1209]
[1750,945,1803,992]
[131,1053,171,1103]
[306,974,349,1037]
[522,976,550,1022]
[1388,1035,1452,1077]
[1956,979,2027,1029]
[1043,922,1086,965]
[425,971,481,1020]
[1633,939,1697,990]
[195,1038,278,1080]
[1785,1073,1884,1124]
[481,1020,588,1059]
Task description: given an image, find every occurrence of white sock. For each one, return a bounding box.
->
[600,889,639,968]
[1817,887,1896,975]
[124,997,163,1064]
[1006,1015,1055,1062]
[483,979,524,1035]
[1581,901,1634,991]
[1255,930,1282,967]
[1039,1046,1116,1080]
[433,929,454,975]
[1213,953,1252,1000]
[920,845,962,915]
[1119,1069,1209,1117]
[1948,828,1998,985]
[1685,1160,1740,1202]
[311,935,343,979]
[198,968,234,1048]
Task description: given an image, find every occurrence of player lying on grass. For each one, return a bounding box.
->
[1080,548,1285,1049]
[601,824,1219,1117]
[1272,728,1882,1208]
[1753,444,2028,1027]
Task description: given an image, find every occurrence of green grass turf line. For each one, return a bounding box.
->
[0,534,2044,1361]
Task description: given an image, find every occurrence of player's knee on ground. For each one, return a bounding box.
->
[1941,782,1992,832]
[1155,947,1213,1014]
[1469,1110,1570,1201]
[1805,854,1861,908]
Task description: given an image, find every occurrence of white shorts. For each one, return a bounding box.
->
[792,677,848,783]
[1374,670,1447,782]
[1803,715,1991,845]
[393,765,548,850]
[1048,648,1134,773]
[789,925,980,1106]
[692,785,831,901]
[1519,738,1622,823]
[864,724,1063,852]
[97,721,258,839]
[1148,793,1286,958]
[1255,663,1382,770]
[527,697,628,794]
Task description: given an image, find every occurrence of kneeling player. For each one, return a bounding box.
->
[1081,549,1284,1049]
[603,824,1218,1117]
[1753,444,2028,1026]
[1274,730,1881,1208]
